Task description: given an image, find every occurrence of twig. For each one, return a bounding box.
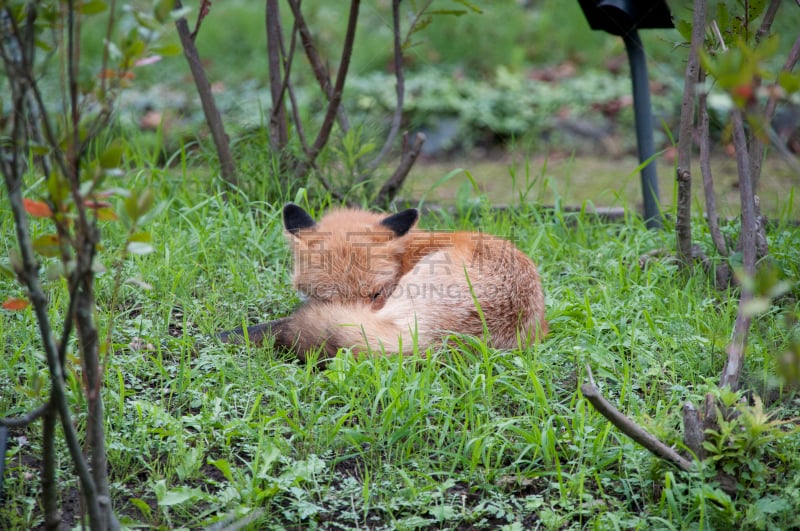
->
[675,0,707,265]
[581,381,693,471]
[710,20,727,52]
[755,0,781,45]
[98,0,116,99]
[751,33,800,188]
[287,0,350,133]
[174,0,237,188]
[42,407,59,530]
[293,0,361,177]
[266,0,289,149]
[719,109,757,391]
[0,402,51,428]
[698,70,728,257]
[375,132,426,207]
[278,15,311,154]
[191,0,213,41]
[363,0,405,176]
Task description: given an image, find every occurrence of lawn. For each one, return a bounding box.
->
[2,1,800,529]
[2,159,800,528]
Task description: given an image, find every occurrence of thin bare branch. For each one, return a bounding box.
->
[287,0,350,133]
[732,111,757,275]
[266,0,289,149]
[720,109,757,391]
[174,0,237,188]
[293,0,361,177]
[286,79,311,155]
[786,33,800,74]
[698,70,728,256]
[375,132,426,207]
[581,382,694,471]
[42,408,59,530]
[750,33,800,188]
[755,0,781,44]
[675,0,707,264]
[191,0,213,41]
[0,402,51,428]
[363,0,405,176]
[99,0,117,103]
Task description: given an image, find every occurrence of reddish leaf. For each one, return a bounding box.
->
[84,199,113,209]
[23,198,53,218]
[2,297,30,311]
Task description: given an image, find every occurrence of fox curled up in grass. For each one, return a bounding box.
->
[218,204,547,359]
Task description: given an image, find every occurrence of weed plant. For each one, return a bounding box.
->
[1,143,799,529]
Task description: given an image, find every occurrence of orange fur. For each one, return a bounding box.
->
[277,204,547,357]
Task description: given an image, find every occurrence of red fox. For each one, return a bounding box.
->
[219,204,547,359]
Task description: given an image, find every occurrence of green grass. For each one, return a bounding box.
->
[2,141,799,529]
[2,3,800,527]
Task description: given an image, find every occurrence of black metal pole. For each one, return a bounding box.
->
[623,30,662,229]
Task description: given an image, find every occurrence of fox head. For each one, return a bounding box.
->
[283,203,419,308]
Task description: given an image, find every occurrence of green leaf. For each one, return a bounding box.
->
[778,71,800,94]
[428,10,469,16]
[452,0,483,13]
[157,488,200,507]
[675,19,692,42]
[29,143,51,156]
[152,43,182,56]
[47,172,70,206]
[745,0,767,27]
[129,498,152,518]
[123,38,146,60]
[154,0,174,23]
[99,140,125,169]
[209,458,234,482]
[32,234,61,258]
[124,188,154,222]
[79,0,107,15]
[137,188,155,217]
[0,263,14,280]
[128,231,152,243]
[255,443,282,479]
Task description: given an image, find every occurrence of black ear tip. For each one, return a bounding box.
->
[283,203,317,234]
[380,208,419,237]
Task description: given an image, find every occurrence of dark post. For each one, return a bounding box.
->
[624,30,661,229]
[577,0,672,229]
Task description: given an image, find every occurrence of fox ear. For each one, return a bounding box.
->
[380,208,419,237]
[283,203,317,235]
